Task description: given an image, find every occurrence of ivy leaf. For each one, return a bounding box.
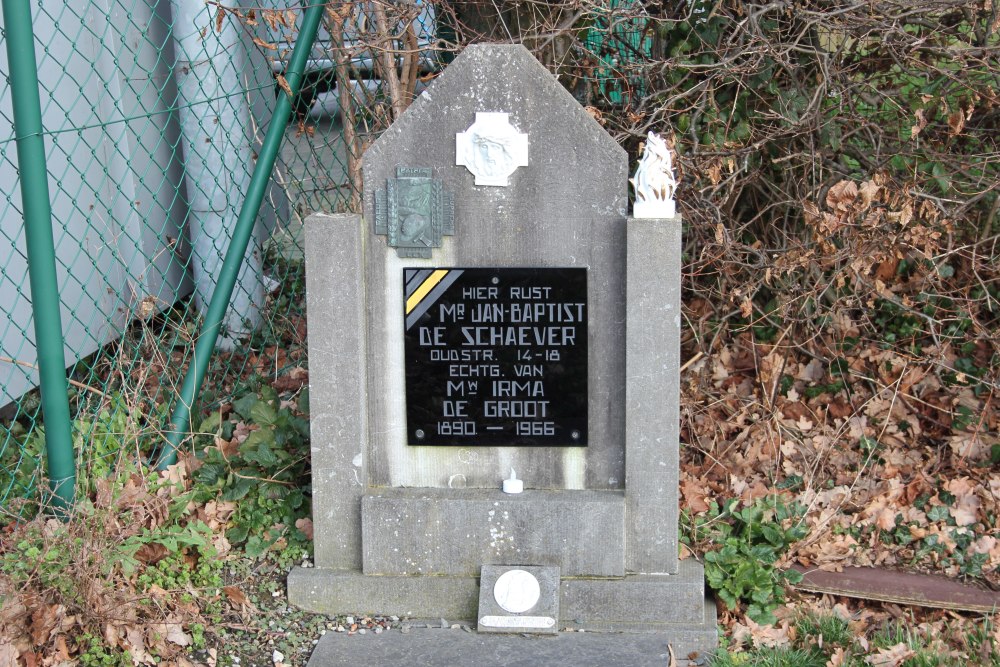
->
[245,533,280,559]
[750,544,778,562]
[286,488,305,510]
[232,394,259,421]
[195,462,226,486]
[253,441,279,467]
[926,505,951,522]
[747,603,777,626]
[783,568,804,585]
[241,427,276,453]
[250,400,278,427]
[227,524,250,546]
[761,524,784,546]
[221,476,254,502]
[197,411,225,436]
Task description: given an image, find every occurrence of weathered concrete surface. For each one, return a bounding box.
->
[361,489,625,576]
[625,216,683,575]
[362,43,628,491]
[560,559,705,627]
[303,607,718,667]
[303,213,367,569]
[288,567,479,619]
[289,560,709,630]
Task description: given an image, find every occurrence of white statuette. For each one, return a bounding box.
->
[456,112,529,186]
[631,131,677,218]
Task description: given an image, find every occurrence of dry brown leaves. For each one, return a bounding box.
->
[725,596,995,663]
[731,615,796,648]
[0,459,248,665]
[682,173,999,629]
[683,311,998,574]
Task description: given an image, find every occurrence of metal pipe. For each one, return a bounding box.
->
[2,0,76,509]
[158,0,325,468]
[170,0,266,350]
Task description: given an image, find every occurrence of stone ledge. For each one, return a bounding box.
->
[362,488,625,577]
[561,559,706,626]
[288,567,479,620]
[288,560,709,630]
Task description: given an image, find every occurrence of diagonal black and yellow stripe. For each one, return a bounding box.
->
[403,268,464,329]
[405,269,450,315]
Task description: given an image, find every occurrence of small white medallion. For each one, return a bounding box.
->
[456,112,529,186]
[478,565,560,635]
[493,569,541,613]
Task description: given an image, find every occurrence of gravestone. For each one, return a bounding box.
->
[289,44,717,664]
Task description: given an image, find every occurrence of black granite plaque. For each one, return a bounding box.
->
[403,268,587,446]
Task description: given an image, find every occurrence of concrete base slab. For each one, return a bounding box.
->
[289,567,480,619]
[289,559,713,631]
[305,615,717,667]
[561,559,706,626]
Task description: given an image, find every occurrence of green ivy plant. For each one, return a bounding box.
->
[1,392,166,509]
[193,385,311,562]
[686,495,807,624]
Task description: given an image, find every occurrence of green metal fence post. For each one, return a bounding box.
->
[2,0,76,510]
[158,0,326,468]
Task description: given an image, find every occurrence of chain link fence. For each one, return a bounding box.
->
[0,0,350,509]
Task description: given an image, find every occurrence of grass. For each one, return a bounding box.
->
[712,647,825,667]
[711,611,1000,667]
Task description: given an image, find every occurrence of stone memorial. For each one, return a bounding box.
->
[289,44,717,664]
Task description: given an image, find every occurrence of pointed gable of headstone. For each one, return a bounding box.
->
[364,43,628,248]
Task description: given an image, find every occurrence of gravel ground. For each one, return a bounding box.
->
[205,557,401,667]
